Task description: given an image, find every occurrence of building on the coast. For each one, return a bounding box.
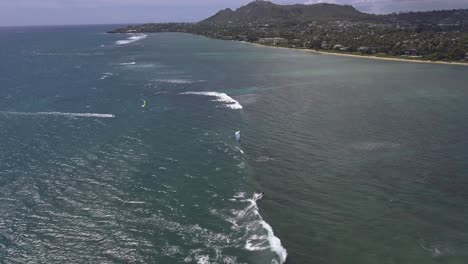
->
[258,37,287,45]
[333,44,344,50]
[465,52,468,61]
[358,46,369,53]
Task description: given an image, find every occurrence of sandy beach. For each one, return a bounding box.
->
[244,42,468,66]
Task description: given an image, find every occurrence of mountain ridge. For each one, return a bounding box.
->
[109,1,468,63]
[201,0,369,24]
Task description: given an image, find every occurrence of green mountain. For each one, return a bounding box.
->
[201,0,369,24]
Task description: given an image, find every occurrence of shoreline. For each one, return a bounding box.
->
[110,31,468,66]
[243,42,468,66]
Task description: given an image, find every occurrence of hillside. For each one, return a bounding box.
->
[381,9,468,26]
[110,1,468,62]
[201,0,369,24]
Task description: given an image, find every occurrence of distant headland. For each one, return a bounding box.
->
[110,0,468,64]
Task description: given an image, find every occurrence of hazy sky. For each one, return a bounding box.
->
[1,0,467,26]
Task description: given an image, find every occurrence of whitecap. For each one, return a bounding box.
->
[156,79,204,84]
[196,255,210,264]
[233,192,246,199]
[238,193,288,263]
[260,221,288,263]
[116,34,148,45]
[245,234,269,251]
[123,201,146,204]
[118,62,136,65]
[0,111,115,118]
[236,147,244,154]
[100,72,114,80]
[180,92,243,110]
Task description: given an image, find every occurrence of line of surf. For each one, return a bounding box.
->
[231,192,287,263]
[115,34,147,45]
[0,111,115,118]
[156,79,202,84]
[118,62,136,65]
[180,92,243,110]
[243,194,288,264]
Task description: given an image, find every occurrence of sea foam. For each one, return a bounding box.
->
[115,34,148,45]
[100,72,114,80]
[230,193,288,263]
[181,92,243,110]
[0,111,115,118]
[246,194,287,263]
[156,79,200,84]
[118,62,136,65]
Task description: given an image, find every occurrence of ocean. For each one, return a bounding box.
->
[1,25,468,264]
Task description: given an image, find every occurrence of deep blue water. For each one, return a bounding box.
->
[1,25,468,264]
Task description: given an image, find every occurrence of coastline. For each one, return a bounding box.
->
[109,30,468,66]
[243,41,468,66]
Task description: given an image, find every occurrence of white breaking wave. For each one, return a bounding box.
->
[196,255,210,264]
[233,192,246,199]
[260,221,288,264]
[236,147,244,154]
[156,79,201,84]
[246,194,287,263]
[123,201,146,204]
[181,92,243,110]
[118,62,136,65]
[0,111,115,118]
[230,193,288,264]
[115,34,148,45]
[100,72,114,80]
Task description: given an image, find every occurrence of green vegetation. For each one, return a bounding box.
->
[110,0,468,63]
[201,0,367,24]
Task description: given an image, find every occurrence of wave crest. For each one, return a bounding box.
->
[116,34,148,45]
[181,92,243,110]
[0,111,115,118]
[225,193,288,263]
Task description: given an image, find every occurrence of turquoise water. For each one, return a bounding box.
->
[1,26,468,264]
